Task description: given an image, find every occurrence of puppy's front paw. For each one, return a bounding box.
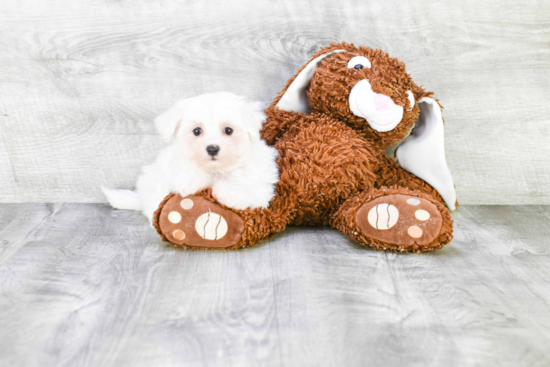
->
[213,183,274,210]
[153,194,244,249]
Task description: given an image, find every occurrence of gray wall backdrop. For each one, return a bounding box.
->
[1,0,549,204]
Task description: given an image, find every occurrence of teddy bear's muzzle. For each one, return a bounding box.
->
[348,79,404,133]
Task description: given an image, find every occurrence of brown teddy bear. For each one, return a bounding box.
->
[153,42,457,253]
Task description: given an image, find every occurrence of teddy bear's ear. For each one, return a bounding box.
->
[276,50,345,114]
[395,97,457,210]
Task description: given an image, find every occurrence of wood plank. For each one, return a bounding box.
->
[0,0,549,204]
[0,204,549,366]
[0,203,56,264]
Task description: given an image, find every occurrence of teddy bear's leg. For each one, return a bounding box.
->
[331,187,453,253]
[152,189,295,250]
[375,155,458,209]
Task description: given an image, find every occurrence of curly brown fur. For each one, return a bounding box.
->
[375,155,444,203]
[155,42,456,253]
[274,115,378,226]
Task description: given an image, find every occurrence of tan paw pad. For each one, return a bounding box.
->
[168,211,182,224]
[414,210,430,221]
[195,212,228,240]
[367,204,399,229]
[180,198,194,210]
[173,229,185,240]
[407,226,423,238]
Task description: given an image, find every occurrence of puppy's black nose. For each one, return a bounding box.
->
[206,145,220,157]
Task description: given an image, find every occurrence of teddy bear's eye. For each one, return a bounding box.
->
[347,56,371,70]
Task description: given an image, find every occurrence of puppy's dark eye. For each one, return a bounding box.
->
[193,128,202,136]
[224,127,233,135]
[354,64,363,70]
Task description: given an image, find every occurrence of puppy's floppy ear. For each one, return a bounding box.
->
[396,97,457,210]
[241,100,266,143]
[276,50,345,114]
[154,101,186,142]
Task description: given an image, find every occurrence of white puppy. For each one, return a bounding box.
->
[103,92,279,223]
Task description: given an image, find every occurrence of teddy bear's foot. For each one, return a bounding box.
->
[333,188,453,252]
[356,194,443,246]
[153,194,244,249]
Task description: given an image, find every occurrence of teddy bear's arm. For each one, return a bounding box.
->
[260,106,308,146]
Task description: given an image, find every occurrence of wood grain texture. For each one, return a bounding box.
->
[0,0,549,204]
[1,204,550,367]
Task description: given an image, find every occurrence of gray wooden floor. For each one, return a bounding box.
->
[1,204,549,367]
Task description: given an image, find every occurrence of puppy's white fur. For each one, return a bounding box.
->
[103,92,279,223]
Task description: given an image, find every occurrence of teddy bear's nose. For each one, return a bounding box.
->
[374,94,393,110]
